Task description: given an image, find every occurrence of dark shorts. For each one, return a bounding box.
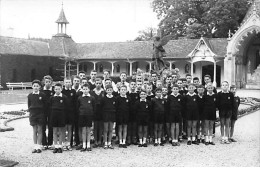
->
[203,109,216,121]
[51,111,65,127]
[168,110,182,123]
[136,114,149,126]
[95,107,103,121]
[219,110,232,119]
[103,111,116,122]
[231,112,238,120]
[186,110,199,121]
[154,113,164,124]
[65,112,75,125]
[29,112,44,126]
[128,111,136,122]
[78,115,93,127]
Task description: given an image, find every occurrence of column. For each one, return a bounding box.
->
[57,24,59,34]
[213,61,217,87]
[92,61,96,70]
[111,62,115,76]
[190,60,194,79]
[129,62,133,76]
[148,62,152,71]
[169,61,172,70]
[224,54,235,84]
[64,61,67,78]
[76,62,79,75]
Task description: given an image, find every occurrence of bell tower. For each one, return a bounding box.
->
[55,3,69,36]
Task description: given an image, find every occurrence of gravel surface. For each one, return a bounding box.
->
[0,110,259,167]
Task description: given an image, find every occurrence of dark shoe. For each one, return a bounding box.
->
[32,149,37,153]
[176,142,180,146]
[133,142,138,145]
[178,138,183,143]
[122,144,127,148]
[76,144,83,150]
[42,145,48,150]
[229,138,237,142]
[108,145,114,149]
[192,141,199,145]
[53,148,58,153]
[209,142,215,145]
[154,143,158,146]
[58,148,63,153]
[201,139,205,143]
[86,147,92,151]
[172,142,177,146]
[104,145,108,149]
[37,149,42,153]
[80,147,87,152]
[182,135,187,139]
[119,144,123,148]
[169,140,172,144]
[93,144,99,148]
[142,143,147,147]
[187,141,192,145]
[205,142,209,145]
[159,143,164,146]
[138,144,142,147]
[98,143,103,147]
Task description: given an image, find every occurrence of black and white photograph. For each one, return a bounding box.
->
[0,0,260,167]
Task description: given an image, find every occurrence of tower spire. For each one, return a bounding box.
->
[56,3,69,35]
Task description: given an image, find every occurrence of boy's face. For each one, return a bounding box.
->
[177,80,183,88]
[106,88,113,95]
[82,80,88,85]
[140,92,147,99]
[32,83,40,92]
[73,78,80,86]
[186,76,192,83]
[105,80,112,86]
[188,85,195,93]
[82,86,90,95]
[44,79,52,88]
[143,81,149,86]
[207,85,214,93]
[151,74,157,82]
[120,73,127,82]
[155,91,162,98]
[130,82,136,90]
[64,79,72,88]
[90,71,97,80]
[221,82,229,91]
[172,87,179,94]
[146,85,152,92]
[103,71,110,79]
[166,77,172,84]
[78,73,85,79]
[172,75,177,82]
[120,87,127,96]
[204,77,211,84]
[182,80,187,86]
[54,86,62,95]
[197,87,204,94]
[95,80,102,88]
[136,76,142,82]
[194,80,200,86]
[162,88,168,96]
[136,82,142,90]
[230,88,236,95]
[156,81,162,88]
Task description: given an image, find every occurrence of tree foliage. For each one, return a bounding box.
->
[134,27,158,41]
[152,0,251,39]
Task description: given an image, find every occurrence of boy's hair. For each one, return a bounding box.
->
[43,75,53,82]
[120,85,127,90]
[73,75,80,80]
[55,83,63,88]
[222,81,229,85]
[230,84,236,90]
[187,83,196,88]
[155,88,162,92]
[197,85,204,89]
[204,74,211,79]
[172,84,179,88]
[172,73,177,76]
[64,77,72,81]
[91,70,97,73]
[147,82,152,86]
[129,79,136,84]
[95,78,102,82]
[105,78,112,82]
[120,72,127,76]
[78,71,86,75]
[140,89,147,94]
[103,69,110,74]
[32,79,41,86]
[82,83,90,89]
[143,78,149,82]
[167,75,172,78]
[81,78,88,81]
[193,77,199,81]
[186,74,191,77]
[105,84,113,90]
[177,79,182,82]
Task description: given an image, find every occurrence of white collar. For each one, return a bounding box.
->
[120,95,127,98]
[89,79,95,84]
[187,92,196,96]
[129,90,137,94]
[32,91,40,95]
[163,95,168,99]
[64,87,71,90]
[140,99,147,102]
[207,92,215,96]
[72,85,80,91]
[106,94,113,98]
[93,88,104,93]
[54,93,62,97]
[171,93,180,97]
[43,86,52,91]
[147,92,154,96]
[221,90,229,94]
[155,96,162,99]
[198,94,203,98]
[82,93,91,97]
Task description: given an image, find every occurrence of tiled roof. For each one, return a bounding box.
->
[76,38,228,60]
[49,35,77,58]
[241,0,260,25]
[0,36,49,56]
[56,8,69,24]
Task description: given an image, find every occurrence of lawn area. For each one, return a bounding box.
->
[0,90,30,105]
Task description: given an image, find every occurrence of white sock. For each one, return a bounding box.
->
[87,142,90,148]
[197,134,201,139]
[139,139,143,144]
[158,138,161,144]
[192,137,196,141]
[55,145,58,148]
[122,139,126,144]
[34,144,38,149]
[83,142,86,148]
[108,142,111,145]
[188,137,191,141]
[143,137,146,144]
[209,136,212,142]
[119,140,122,144]
[205,136,209,142]
[201,135,205,139]
[105,142,108,146]
[155,139,158,144]
[169,137,172,141]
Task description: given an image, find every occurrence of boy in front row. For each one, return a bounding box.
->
[28,80,47,153]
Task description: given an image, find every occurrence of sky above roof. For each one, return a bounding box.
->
[0,0,159,43]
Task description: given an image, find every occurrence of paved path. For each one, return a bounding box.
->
[0,111,259,167]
